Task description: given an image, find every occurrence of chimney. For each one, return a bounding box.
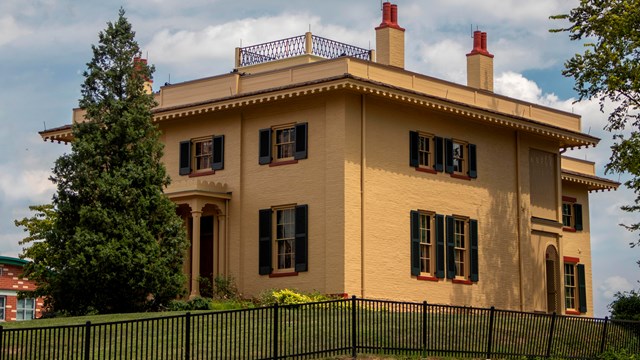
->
[375,2,405,68]
[466,30,494,91]
[133,57,154,94]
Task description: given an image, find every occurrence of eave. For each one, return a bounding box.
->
[561,169,620,192]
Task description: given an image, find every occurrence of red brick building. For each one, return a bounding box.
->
[0,256,44,321]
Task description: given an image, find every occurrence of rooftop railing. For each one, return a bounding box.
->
[236,32,374,68]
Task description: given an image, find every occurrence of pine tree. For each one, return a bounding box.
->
[20,9,188,315]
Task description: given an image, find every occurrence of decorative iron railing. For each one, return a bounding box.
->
[237,33,372,67]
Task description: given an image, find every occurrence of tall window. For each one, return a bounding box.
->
[562,203,573,227]
[16,298,35,321]
[194,138,212,171]
[0,296,5,321]
[418,134,433,168]
[452,141,466,174]
[274,126,296,161]
[419,213,434,274]
[454,218,467,277]
[275,207,296,270]
[564,263,577,310]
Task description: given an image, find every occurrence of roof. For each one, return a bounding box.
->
[0,256,28,267]
[561,169,620,192]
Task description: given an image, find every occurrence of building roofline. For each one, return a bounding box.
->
[561,169,620,192]
[0,256,28,267]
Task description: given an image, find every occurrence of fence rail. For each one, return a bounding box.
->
[237,33,373,67]
[1,297,639,359]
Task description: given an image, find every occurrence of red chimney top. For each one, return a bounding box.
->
[376,2,405,31]
[466,30,494,58]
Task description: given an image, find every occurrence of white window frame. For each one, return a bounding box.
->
[452,140,467,175]
[453,217,468,278]
[193,137,213,171]
[273,124,296,162]
[418,133,434,169]
[273,206,296,272]
[419,212,435,275]
[564,263,577,311]
[16,298,35,321]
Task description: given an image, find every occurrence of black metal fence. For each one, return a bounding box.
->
[1,297,639,359]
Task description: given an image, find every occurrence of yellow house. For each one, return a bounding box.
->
[41,2,618,316]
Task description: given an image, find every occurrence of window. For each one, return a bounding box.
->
[0,296,5,321]
[259,205,308,275]
[16,298,35,321]
[259,123,308,165]
[564,258,587,314]
[410,131,476,178]
[411,211,478,282]
[194,138,212,171]
[453,218,467,277]
[561,196,583,231]
[179,135,225,175]
[275,207,295,270]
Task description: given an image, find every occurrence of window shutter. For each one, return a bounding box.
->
[446,216,455,279]
[294,123,308,160]
[435,137,444,172]
[410,210,420,276]
[573,203,583,231]
[445,138,454,174]
[470,219,479,282]
[409,131,419,167]
[212,135,224,170]
[295,204,308,272]
[468,144,477,178]
[435,214,445,278]
[179,140,191,175]
[258,209,272,275]
[577,264,587,313]
[259,128,272,165]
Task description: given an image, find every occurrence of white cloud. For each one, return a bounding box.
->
[599,275,636,300]
[0,16,31,46]
[0,168,55,203]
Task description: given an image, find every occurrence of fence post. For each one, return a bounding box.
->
[185,312,191,360]
[84,321,91,360]
[273,303,279,360]
[599,316,609,355]
[486,306,495,360]
[351,295,357,358]
[0,325,3,358]
[422,301,427,358]
[546,312,556,358]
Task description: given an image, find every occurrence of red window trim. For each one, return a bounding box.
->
[452,279,473,285]
[269,159,299,167]
[416,167,437,174]
[562,196,577,203]
[269,271,298,278]
[563,256,580,264]
[450,174,471,181]
[417,275,439,282]
[563,227,577,233]
[189,170,216,178]
[565,309,581,315]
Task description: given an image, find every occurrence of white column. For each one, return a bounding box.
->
[189,210,202,298]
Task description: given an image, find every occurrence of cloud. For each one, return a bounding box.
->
[0,167,55,203]
[0,16,31,47]
[599,275,636,300]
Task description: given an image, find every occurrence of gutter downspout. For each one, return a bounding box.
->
[515,131,525,311]
[361,94,367,298]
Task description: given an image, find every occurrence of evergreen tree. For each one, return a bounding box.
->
[19,9,188,315]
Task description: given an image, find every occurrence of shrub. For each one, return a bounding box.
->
[254,288,339,306]
[213,275,240,300]
[599,349,638,360]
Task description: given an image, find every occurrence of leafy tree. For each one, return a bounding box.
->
[551,0,640,243]
[608,290,640,321]
[17,9,188,315]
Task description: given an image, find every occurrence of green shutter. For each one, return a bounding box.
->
[294,205,308,272]
[212,135,224,170]
[409,131,419,167]
[574,203,583,231]
[468,144,477,178]
[294,123,308,160]
[446,216,455,279]
[470,219,479,282]
[410,210,420,276]
[258,209,272,275]
[435,214,445,278]
[259,128,272,165]
[179,140,191,175]
[435,137,444,172]
[445,138,454,174]
[577,264,587,313]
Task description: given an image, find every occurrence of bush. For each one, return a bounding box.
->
[213,275,240,300]
[598,349,638,360]
[609,290,640,321]
[254,288,338,306]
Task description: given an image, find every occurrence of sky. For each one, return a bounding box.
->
[0,0,638,317]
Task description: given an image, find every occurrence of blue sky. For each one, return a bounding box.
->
[0,0,637,317]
